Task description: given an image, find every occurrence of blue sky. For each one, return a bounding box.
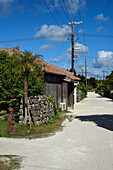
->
[0,0,113,79]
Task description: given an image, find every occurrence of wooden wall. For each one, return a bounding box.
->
[68,82,74,109]
[45,73,74,109]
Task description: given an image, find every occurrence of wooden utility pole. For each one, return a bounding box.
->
[102,70,106,80]
[85,57,87,87]
[97,74,99,83]
[82,69,84,76]
[69,21,82,74]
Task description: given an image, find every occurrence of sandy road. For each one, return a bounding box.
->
[0,92,113,170]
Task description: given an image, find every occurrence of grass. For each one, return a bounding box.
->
[0,111,70,139]
[0,155,22,170]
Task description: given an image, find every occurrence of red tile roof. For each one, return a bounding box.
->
[0,46,24,56]
[0,46,80,81]
[43,61,80,81]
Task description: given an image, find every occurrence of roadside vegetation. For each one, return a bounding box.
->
[0,111,69,139]
[77,74,87,100]
[0,50,46,125]
[96,71,113,99]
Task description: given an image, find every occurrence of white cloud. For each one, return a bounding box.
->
[34,24,71,42]
[93,51,113,68]
[0,0,15,17]
[88,69,102,77]
[75,43,88,53]
[95,13,109,21]
[50,56,62,63]
[0,0,14,4]
[76,62,84,68]
[61,63,71,70]
[63,43,88,58]
[38,43,55,51]
[68,0,86,14]
[78,29,84,33]
[97,26,104,32]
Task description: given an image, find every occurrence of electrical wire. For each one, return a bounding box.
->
[1,33,113,44]
[50,41,68,61]
[58,0,71,22]
[66,0,75,21]
[62,0,72,22]
[76,0,87,46]
[42,0,67,37]
[50,0,70,34]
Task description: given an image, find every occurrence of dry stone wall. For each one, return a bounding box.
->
[19,96,55,125]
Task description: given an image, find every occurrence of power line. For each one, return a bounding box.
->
[51,41,68,60]
[50,0,70,34]
[42,0,67,37]
[1,33,113,44]
[62,0,72,21]
[76,0,87,47]
[66,0,81,43]
[58,0,71,22]
[66,0,75,21]
[79,33,113,39]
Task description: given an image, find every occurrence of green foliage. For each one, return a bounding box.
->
[87,77,97,90]
[77,74,87,100]
[0,50,46,113]
[47,95,57,114]
[105,71,113,91]
[44,112,60,125]
[96,71,113,98]
[95,82,105,96]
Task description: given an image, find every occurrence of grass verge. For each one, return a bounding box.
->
[0,111,70,139]
[0,155,22,170]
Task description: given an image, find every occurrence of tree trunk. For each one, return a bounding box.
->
[24,73,28,125]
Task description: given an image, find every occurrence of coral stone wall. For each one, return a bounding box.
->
[19,96,55,125]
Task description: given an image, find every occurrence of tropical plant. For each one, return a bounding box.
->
[4,50,44,124]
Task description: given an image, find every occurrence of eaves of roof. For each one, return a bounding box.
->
[43,61,80,81]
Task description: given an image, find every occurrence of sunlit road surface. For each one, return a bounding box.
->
[0,92,113,170]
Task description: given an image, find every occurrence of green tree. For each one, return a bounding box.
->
[87,77,97,90]
[77,74,87,100]
[5,50,44,124]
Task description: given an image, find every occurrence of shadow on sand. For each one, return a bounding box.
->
[75,114,113,131]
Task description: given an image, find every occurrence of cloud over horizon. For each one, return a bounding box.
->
[93,51,113,68]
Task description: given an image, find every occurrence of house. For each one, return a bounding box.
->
[0,46,80,110]
[43,61,80,110]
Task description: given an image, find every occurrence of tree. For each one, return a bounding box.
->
[5,50,44,125]
[88,77,97,89]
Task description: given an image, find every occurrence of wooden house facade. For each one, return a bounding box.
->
[43,61,80,110]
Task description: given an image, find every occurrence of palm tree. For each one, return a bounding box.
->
[6,50,43,125]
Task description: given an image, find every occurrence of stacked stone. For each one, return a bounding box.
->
[19,96,55,125]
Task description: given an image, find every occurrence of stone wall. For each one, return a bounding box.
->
[19,96,55,125]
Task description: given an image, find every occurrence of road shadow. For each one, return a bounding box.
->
[75,114,113,131]
[96,95,113,102]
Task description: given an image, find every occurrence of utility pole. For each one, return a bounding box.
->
[102,70,106,80]
[82,69,84,76]
[97,74,99,83]
[69,21,82,74]
[85,57,87,87]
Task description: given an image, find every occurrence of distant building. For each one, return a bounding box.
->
[0,46,80,110]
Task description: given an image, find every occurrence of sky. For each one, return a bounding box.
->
[0,0,113,79]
